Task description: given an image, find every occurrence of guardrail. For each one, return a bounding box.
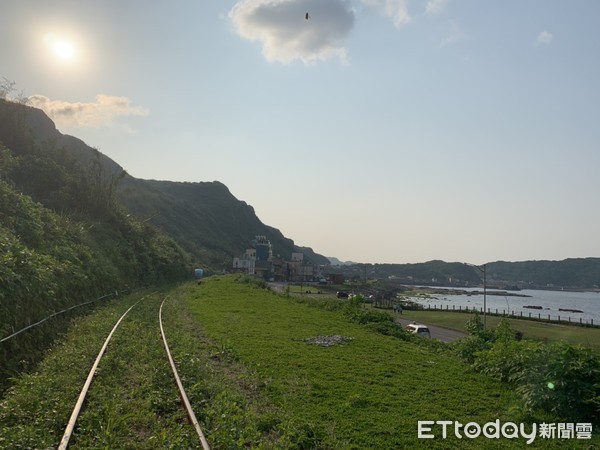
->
[1,289,129,343]
[419,303,597,327]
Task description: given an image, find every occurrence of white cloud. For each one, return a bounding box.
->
[535,31,553,45]
[360,0,410,28]
[229,0,354,64]
[425,0,448,15]
[27,94,149,129]
[440,21,466,47]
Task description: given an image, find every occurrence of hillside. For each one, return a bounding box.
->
[0,98,194,386]
[0,99,329,272]
[487,258,600,290]
[118,178,329,271]
[329,259,600,290]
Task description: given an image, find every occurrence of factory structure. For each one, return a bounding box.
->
[232,236,326,282]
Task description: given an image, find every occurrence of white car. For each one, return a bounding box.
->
[406,323,431,338]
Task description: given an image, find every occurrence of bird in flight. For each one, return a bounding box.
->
[305,12,310,20]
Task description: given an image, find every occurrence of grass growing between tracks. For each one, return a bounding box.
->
[0,288,287,449]
[183,276,597,449]
[0,290,201,449]
[0,292,143,449]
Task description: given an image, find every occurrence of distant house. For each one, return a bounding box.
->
[233,236,271,278]
[232,236,323,282]
[328,273,345,285]
[232,255,255,275]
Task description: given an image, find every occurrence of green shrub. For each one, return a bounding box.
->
[364,321,412,340]
[473,339,542,383]
[451,335,492,364]
[295,297,344,312]
[343,304,393,325]
[457,317,600,423]
[515,342,600,422]
[465,311,495,341]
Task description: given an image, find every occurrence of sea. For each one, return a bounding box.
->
[404,287,600,325]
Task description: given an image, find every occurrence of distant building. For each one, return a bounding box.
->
[232,255,256,275]
[328,273,345,285]
[253,235,272,262]
[232,236,323,282]
[232,236,273,278]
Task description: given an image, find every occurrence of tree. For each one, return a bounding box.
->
[0,78,28,104]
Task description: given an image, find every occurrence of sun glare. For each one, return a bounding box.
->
[53,40,75,59]
[43,32,76,61]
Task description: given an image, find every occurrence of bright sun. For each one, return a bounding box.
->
[52,39,75,60]
[43,33,76,61]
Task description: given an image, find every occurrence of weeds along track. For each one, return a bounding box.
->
[57,295,210,450]
[159,297,210,450]
[58,301,139,450]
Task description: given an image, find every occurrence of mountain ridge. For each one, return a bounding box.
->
[118,176,330,270]
[328,258,600,290]
[0,99,329,271]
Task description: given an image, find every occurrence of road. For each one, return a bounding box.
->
[394,317,467,343]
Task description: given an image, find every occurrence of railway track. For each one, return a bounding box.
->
[159,297,210,450]
[57,297,210,450]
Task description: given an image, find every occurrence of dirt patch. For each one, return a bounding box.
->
[300,335,354,347]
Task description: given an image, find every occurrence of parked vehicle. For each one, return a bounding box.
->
[336,291,349,299]
[406,323,431,338]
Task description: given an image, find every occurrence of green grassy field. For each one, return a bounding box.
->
[397,309,600,351]
[183,276,597,448]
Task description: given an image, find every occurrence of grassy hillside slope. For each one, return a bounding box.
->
[0,98,329,272]
[118,177,330,271]
[0,99,192,388]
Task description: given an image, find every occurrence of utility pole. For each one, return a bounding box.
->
[466,263,487,330]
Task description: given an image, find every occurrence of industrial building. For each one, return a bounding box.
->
[233,236,325,282]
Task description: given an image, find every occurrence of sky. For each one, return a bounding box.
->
[2,0,599,265]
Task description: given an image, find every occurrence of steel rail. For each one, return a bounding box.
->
[57,301,139,450]
[159,297,211,450]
